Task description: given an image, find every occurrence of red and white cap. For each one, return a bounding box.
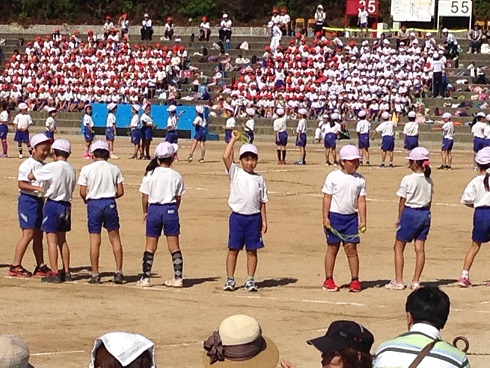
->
[30,134,51,148]
[154,141,178,158]
[239,144,258,157]
[406,146,430,161]
[339,145,361,160]
[91,140,110,152]
[52,139,71,153]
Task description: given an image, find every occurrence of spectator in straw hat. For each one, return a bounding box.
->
[202,314,279,367]
[0,334,34,368]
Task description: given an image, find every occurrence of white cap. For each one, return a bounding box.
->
[426,32,432,37]
[339,145,361,160]
[0,335,30,368]
[486,114,490,122]
[358,110,366,118]
[239,144,258,157]
[442,28,448,33]
[317,4,323,8]
[144,13,149,17]
[381,111,390,120]
[52,139,71,153]
[298,108,307,115]
[18,103,28,110]
[223,13,228,18]
[131,104,140,112]
[107,103,117,111]
[276,108,285,116]
[47,107,57,113]
[442,112,452,119]
[167,105,177,112]
[475,147,490,165]
[30,134,51,148]
[408,111,416,118]
[195,105,204,114]
[246,107,255,116]
[322,114,329,119]
[406,146,430,161]
[91,140,110,152]
[476,112,485,118]
[331,112,340,120]
[154,141,178,158]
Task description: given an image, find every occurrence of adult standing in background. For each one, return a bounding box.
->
[219,14,232,42]
[118,13,129,38]
[141,13,153,41]
[431,53,445,98]
[397,25,409,49]
[358,5,369,37]
[468,24,483,54]
[314,5,326,36]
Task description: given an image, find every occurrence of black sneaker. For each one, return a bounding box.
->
[113,272,124,284]
[60,271,73,282]
[437,165,445,170]
[445,165,452,170]
[379,163,385,168]
[88,274,101,284]
[41,273,62,283]
[366,161,371,166]
[389,163,394,168]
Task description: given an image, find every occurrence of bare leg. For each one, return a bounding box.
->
[166,235,180,253]
[394,240,406,283]
[246,250,258,276]
[325,243,340,278]
[58,232,70,273]
[412,240,426,282]
[13,229,35,265]
[89,233,102,274]
[199,141,206,160]
[189,140,198,159]
[447,150,453,166]
[344,243,359,278]
[145,236,159,253]
[45,232,59,273]
[32,229,44,265]
[381,151,387,163]
[226,249,240,277]
[107,229,123,272]
[462,241,482,271]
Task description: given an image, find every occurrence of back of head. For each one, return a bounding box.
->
[405,286,450,330]
[94,345,153,368]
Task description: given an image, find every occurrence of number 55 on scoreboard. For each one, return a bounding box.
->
[438,0,472,17]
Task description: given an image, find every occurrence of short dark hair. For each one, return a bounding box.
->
[405,286,450,330]
[53,149,70,159]
[93,149,110,160]
[239,152,258,160]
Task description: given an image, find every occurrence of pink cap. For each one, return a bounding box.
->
[406,146,430,161]
[154,142,178,158]
[30,134,51,148]
[239,144,259,157]
[475,147,490,165]
[52,139,71,153]
[339,145,361,160]
[91,140,110,152]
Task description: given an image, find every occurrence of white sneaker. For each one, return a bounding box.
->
[110,154,119,159]
[385,280,406,290]
[164,278,183,288]
[18,154,23,159]
[136,277,151,288]
[409,281,421,290]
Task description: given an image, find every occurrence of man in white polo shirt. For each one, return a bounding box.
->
[431,53,445,98]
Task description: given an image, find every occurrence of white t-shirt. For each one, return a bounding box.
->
[322,170,366,214]
[0,110,8,123]
[130,114,140,128]
[358,10,368,24]
[139,167,185,204]
[18,157,45,196]
[375,121,395,136]
[324,122,341,134]
[83,114,94,128]
[461,175,490,208]
[484,125,490,139]
[432,60,444,73]
[273,117,287,132]
[167,115,177,130]
[403,121,419,136]
[225,117,236,129]
[220,20,232,30]
[245,119,255,132]
[13,113,33,130]
[356,119,371,134]
[471,122,486,138]
[228,163,268,215]
[442,121,454,140]
[396,172,434,208]
[141,113,153,127]
[193,116,207,128]
[78,160,124,200]
[45,116,56,131]
[107,112,116,128]
[296,118,307,134]
[33,161,76,202]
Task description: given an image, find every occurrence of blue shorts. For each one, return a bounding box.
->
[194,126,206,141]
[324,212,360,245]
[141,126,153,141]
[83,127,94,142]
[166,130,178,144]
[105,126,115,141]
[14,130,29,144]
[0,124,8,139]
[486,139,490,148]
[404,136,419,150]
[396,207,431,242]
[472,207,490,243]
[324,133,337,148]
[381,135,395,152]
[224,130,233,144]
[228,212,264,251]
[473,137,485,153]
[442,138,453,151]
[130,129,141,145]
[296,133,307,147]
[358,133,370,149]
[86,198,120,234]
[45,131,54,141]
[146,204,180,237]
[245,131,254,143]
[41,199,71,233]
[276,131,288,146]
[18,193,43,229]
[360,22,367,28]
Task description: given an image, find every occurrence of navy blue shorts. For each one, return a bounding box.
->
[166,130,178,144]
[324,212,359,245]
[358,133,370,149]
[41,199,71,233]
[404,136,419,150]
[141,126,153,141]
[245,131,254,143]
[0,124,8,139]
[296,133,307,147]
[472,207,490,243]
[194,126,206,141]
[224,130,233,144]
[45,131,54,141]
[276,131,288,146]
[360,22,367,28]
[473,137,485,153]
[146,203,180,237]
[83,127,94,142]
[228,212,264,251]
[486,139,490,148]
[324,133,337,149]
[381,136,394,152]
[442,138,453,151]
[86,198,120,234]
[105,126,115,141]
[18,193,43,229]
[130,129,141,145]
[14,130,29,144]
[396,207,431,242]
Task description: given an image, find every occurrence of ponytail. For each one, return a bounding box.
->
[484,172,489,192]
[145,157,159,175]
[416,159,431,178]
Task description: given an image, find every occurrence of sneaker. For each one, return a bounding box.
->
[110,154,119,159]
[136,277,151,288]
[445,165,452,170]
[9,265,32,278]
[223,278,236,291]
[379,163,385,168]
[349,279,362,292]
[457,277,471,288]
[113,272,124,284]
[409,281,421,290]
[82,152,91,159]
[18,154,23,159]
[188,156,193,162]
[164,278,183,288]
[33,264,51,277]
[129,154,137,159]
[60,271,73,282]
[322,278,340,292]
[385,280,406,290]
[244,279,259,292]
[0,154,7,158]
[198,159,205,163]
[138,154,145,160]
[295,160,304,165]
[325,161,332,166]
[88,274,101,284]
[437,165,445,170]
[389,163,394,168]
[41,272,62,283]
[366,161,371,166]
[333,161,339,166]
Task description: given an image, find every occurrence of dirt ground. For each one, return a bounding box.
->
[0,136,489,368]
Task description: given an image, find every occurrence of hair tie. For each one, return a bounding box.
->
[422,160,430,168]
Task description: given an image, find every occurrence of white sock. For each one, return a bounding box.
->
[462,270,469,278]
